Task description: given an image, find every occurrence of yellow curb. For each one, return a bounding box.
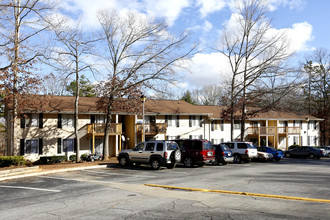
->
[145,184,330,204]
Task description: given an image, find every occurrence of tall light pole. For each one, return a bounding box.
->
[141,95,146,142]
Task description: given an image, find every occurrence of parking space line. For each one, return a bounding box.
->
[145,184,330,204]
[0,185,61,192]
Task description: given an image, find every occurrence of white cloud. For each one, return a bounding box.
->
[284,22,314,52]
[61,0,190,28]
[182,52,230,89]
[196,0,227,18]
[143,0,191,26]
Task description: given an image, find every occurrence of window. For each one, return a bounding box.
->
[95,115,105,123]
[134,143,144,151]
[20,139,43,155]
[145,116,156,123]
[21,113,43,128]
[167,115,173,127]
[189,116,197,127]
[220,138,224,143]
[145,143,155,151]
[293,120,302,127]
[26,140,38,154]
[62,114,74,128]
[237,143,247,149]
[156,143,164,151]
[234,120,241,130]
[26,113,38,127]
[211,121,215,131]
[63,139,74,152]
[220,120,224,131]
[176,116,180,127]
[293,136,299,145]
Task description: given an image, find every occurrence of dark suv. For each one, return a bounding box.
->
[174,139,215,167]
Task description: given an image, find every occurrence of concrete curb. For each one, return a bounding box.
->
[145,184,330,204]
[0,166,41,177]
[0,165,109,182]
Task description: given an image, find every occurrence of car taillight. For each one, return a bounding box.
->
[245,149,248,154]
[164,152,168,158]
[222,151,225,156]
[321,150,324,154]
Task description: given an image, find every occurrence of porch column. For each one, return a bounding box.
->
[92,124,95,154]
[115,114,119,156]
[266,120,269,147]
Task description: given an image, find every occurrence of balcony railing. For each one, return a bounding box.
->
[247,127,301,136]
[136,123,167,135]
[278,127,301,135]
[87,123,122,136]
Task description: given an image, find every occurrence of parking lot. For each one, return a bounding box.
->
[0,158,329,219]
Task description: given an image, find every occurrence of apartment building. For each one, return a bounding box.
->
[4,95,322,160]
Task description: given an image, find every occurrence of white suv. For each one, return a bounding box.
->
[221,142,258,163]
[117,140,181,170]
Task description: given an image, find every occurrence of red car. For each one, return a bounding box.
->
[174,139,215,167]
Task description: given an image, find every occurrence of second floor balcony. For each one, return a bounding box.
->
[136,123,167,135]
[86,123,122,137]
[247,127,301,136]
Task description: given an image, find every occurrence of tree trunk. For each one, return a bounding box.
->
[74,54,80,162]
[103,96,113,160]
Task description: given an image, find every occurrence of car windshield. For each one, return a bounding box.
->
[203,141,213,150]
[221,145,230,151]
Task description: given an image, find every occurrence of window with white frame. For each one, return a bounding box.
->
[234,120,241,130]
[62,114,74,128]
[293,120,302,127]
[26,113,38,127]
[189,116,197,127]
[25,139,39,154]
[63,139,74,152]
[166,115,173,127]
[95,115,105,123]
[293,136,299,145]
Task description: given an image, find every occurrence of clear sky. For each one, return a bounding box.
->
[59,0,329,92]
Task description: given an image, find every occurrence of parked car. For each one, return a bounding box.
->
[317,146,330,157]
[254,150,274,162]
[285,146,323,159]
[174,139,215,167]
[257,146,284,161]
[213,144,234,165]
[117,140,181,170]
[221,141,258,163]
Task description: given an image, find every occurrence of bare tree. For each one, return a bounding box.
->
[217,0,292,141]
[97,9,196,159]
[44,17,100,162]
[0,0,56,155]
[39,73,69,96]
[303,48,330,145]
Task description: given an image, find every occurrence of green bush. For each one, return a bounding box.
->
[39,156,66,164]
[69,154,76,162]
[0,156,26,167]
[80,154,89,161]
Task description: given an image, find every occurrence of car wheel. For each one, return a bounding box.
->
[275,158,281,162]
[173,150,181,162]
[183,157,194,167]
[119,156,129,167]
[233,154,241,164]
[244,159,250,163]
[150,159,161,170]
[222,162,228,165]
[285,153,291,158]
[309,154,315,159]
[167,162,176,169]
[213,157,220,166]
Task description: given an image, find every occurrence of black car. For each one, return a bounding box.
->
[285,146,323,159]
[213,144,234,165]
